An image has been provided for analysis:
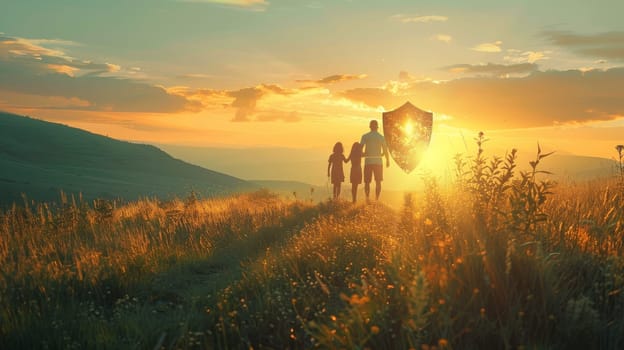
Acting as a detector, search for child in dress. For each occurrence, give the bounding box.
[327,142,346,200]
[346,142,363,203]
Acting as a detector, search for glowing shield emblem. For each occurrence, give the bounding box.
[382,102,433,173]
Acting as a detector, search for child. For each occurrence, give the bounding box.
[346,142,363,203]
[327,142,346,200]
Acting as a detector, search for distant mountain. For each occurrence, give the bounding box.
[533,154,617,181]
[0,112,257,205]
[158,144,619,188]
[157,144,328,186]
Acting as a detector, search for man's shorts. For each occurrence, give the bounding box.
[364,164,383,183]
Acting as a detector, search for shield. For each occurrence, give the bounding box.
[382,102,433,173]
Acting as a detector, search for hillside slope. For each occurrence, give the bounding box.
[0,112,257,204]
[535,154,617,180]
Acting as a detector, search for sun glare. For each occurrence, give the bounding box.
[404,121,414,135]
[389,127,470,191]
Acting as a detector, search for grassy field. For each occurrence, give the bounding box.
[2,141,624,349]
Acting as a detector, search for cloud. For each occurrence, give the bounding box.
[472,41,503,53]
[542,30,624,61]
[229,86,266,121]
[260,84,294,95]
[177,73,215,80]
[433,34,452,43]
[504,50,549,64]
[168,86,232,112]
[296,74,367,85]
[0,36,73,60]
[106,63,121,73]
[26,38,79,47]
[444,62,538,77]
[173,84,296,122]
[174,82,332,123]
[177,0,269,11]
[340,67,624,129]
[46,64,80,77]
[229,84,301,121]
[0,90,91,110]
[392,14,448,23]
[0,34,198,113]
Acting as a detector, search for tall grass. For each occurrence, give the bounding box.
[0,190,322,348]
[1,136,624,349]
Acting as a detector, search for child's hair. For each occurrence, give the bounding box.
[349,142,362,157]
[333,142,344,154]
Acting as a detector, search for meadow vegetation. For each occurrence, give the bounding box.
[1,135,624,349]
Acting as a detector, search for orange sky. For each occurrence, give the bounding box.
[2,0,624,186]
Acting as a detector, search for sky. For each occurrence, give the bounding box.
[1,0,624,187]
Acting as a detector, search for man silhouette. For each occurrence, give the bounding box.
[360,120,389,201]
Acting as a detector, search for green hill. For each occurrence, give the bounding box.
[0,112,257,205]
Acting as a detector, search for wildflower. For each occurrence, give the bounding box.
[370,325,380,334]
[438,338,449,348]
[349,294,370,305]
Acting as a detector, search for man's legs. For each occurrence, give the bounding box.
[373,164,383,200]
[363,165,372,201]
